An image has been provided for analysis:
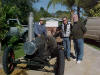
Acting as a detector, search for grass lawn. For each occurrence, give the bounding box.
[0,51,3,56]
[1,43,25,59]
[14,43,25,59]
[86,43,100,50]
[85,39,100,51]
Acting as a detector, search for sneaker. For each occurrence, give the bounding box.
[67,58,71,61]
[73,58,76,61]
[76,60,82,64]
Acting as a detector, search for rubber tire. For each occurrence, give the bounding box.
[55,50,65,75]
[3,47,16,74]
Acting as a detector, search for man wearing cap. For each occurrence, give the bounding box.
[34,18,47,37]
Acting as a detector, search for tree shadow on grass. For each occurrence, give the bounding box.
[84,39,100,48]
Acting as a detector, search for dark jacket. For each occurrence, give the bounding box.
[72,21,87,39]
[54,23,72,38]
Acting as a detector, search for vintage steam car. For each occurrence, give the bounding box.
[2,13,65,75]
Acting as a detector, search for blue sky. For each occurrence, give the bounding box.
[33,0,67,13]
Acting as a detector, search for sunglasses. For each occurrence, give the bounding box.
[63,20,67,21]
[40,20,43,21]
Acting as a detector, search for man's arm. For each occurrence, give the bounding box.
[70,24,73,32]
[70,24,73,38]
[34,24,41,37]
[81,23,87,34]
[43,26,47,36]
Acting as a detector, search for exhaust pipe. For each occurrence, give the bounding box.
[24,12,37,55]
[28,12,34,42]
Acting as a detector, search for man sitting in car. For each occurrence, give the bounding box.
[34,18,47,37]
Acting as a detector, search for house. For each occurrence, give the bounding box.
[44,18,62,36]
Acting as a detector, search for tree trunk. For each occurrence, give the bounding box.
[77,6,80,19]
[0,41,1,53]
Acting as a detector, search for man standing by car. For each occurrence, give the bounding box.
[61,17,72,61]
[71,11,87,63]
[34,18,47,37]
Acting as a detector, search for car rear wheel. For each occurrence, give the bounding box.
[3,47,16,74]
[55,49,65,75]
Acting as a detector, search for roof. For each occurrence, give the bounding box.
[43,17,62,21]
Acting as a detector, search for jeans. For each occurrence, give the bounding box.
[63,37,71,58]
[73,38,84,61]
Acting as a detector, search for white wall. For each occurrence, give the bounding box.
[46,19,58,27]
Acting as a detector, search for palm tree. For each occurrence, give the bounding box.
[47,0,77,21]
[47,0,75,10]
[63,0,81,18]
[47,0,62,9]
[74,0,80,18]
[48,0,99,18]
[47,0,62,13]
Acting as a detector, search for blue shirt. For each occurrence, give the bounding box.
[34,22,47,37]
